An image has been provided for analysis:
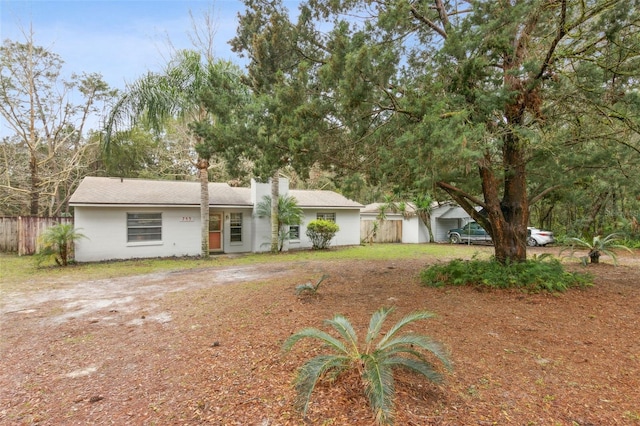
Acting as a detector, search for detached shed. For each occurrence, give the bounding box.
[360,203,430,244]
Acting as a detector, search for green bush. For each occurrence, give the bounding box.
[420,256,592,292]
[282,307,451,425]
[305,219,340,250]
[623,238,640,249]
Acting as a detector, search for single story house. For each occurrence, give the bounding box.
[69,176,363,262]
[360,203,430,244]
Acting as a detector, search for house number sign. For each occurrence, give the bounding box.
[180,217,194,222]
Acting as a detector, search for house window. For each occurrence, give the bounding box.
[229,213,243,242]
[317,212,336,222]
[127,213,162,242]
[289,225,300,240]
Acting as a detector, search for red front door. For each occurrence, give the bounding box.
[209,212,223,252]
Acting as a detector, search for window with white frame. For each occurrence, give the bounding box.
[289,225,300,240]
[127,213,162,242]
[317,212,336,222]
[229,213,243,242]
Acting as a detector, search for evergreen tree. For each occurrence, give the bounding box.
[236,0,640,263]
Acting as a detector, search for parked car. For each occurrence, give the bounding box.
[448,222,492,244]
[527,227,555,246]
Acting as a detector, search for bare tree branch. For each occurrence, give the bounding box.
[529,184,562,205]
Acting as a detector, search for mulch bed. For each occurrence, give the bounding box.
[1,248,639,425]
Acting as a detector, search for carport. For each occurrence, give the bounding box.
[430,205,473,242]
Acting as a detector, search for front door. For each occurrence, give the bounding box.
[209,212,223,252]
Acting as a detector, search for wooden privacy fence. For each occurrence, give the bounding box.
[0,216,73,255]
[360,219,403,244]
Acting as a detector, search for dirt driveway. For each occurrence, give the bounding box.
[1,264,294,325]
[1,248,639,425]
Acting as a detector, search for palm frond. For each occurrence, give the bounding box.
[294,354,350,415]
[600,233,625,244]
[282,327,348,355]
[284,309,451,425]
[366,307,392,347]
[325,315,359,354]
[563,236,590,248]
[255,194,303,225]
[385,356,444,384]
[362,353,395,425]
[378,334,452,371]
[598,247,630,265]
[377,310,436,348]
[255,195,273,218]
[103,49,230,155]
[295,274,329,295]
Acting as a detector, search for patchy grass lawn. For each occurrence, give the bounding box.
[1,245,638,425]
[0,244,488,293]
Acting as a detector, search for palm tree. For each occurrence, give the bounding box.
[282,307,451,425]
[255,194,303,251]
[103,51,245,257]
[36,223,86,266]
[413,193,435,242]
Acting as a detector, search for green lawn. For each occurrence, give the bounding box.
[0,244,493,293]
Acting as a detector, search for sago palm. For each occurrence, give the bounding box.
[561,233,632,265]
[282,307,451,425]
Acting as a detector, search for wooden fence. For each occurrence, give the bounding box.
[360,219,403,244]
[0,216,73,255]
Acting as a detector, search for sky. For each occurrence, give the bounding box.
[0,0,249,91]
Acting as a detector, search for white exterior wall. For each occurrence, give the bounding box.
[217,208,255,254]
[252,209,361,252]
[432,218,461,242]
[251,214,272,252]
[74,206,201,262]
[250,178,290,253]
[402,216,430,243]
[290,209,361,250]
[251,178,289,203]
[430,205,474,242]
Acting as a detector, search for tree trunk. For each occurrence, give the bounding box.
[270,171,279,253]
[582,191,609,236]
[493,131,529,264]
[198,158,210,258]
[437,136,529,264]
[417,212,434,242]
[29,152,39,215]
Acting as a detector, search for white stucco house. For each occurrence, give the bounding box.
[69,176,363,262]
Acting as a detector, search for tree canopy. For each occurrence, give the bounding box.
[1,2,639,255]
[0,33,115,216]
[234,0,640,262]
[104,50,249,256]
